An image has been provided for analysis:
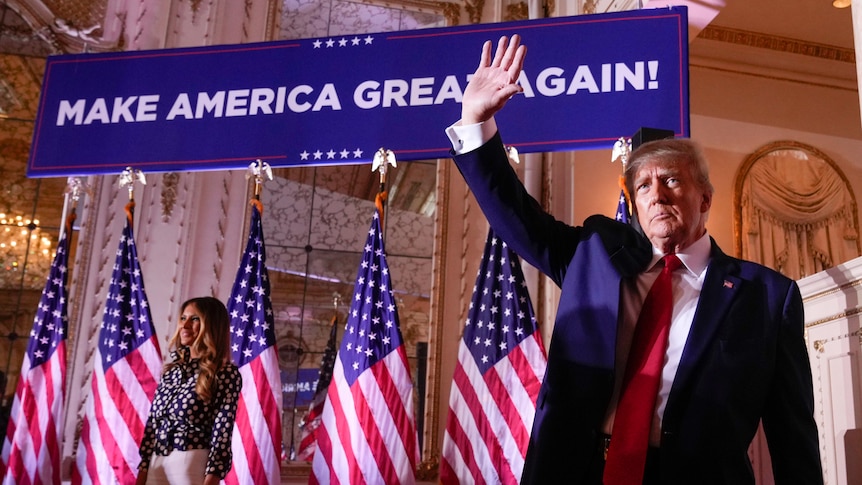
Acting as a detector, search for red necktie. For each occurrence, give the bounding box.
[604,254,682,485]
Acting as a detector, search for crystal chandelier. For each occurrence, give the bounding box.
[0,213,55,289]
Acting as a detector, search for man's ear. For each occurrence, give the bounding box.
[701,191,713,213]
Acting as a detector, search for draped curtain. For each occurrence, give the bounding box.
[736,142,860,280]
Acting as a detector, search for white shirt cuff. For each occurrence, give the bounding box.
[445,117,498,155]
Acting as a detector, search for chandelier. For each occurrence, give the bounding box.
[0,213,55,290]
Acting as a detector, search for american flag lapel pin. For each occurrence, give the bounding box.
[723,280,734,289]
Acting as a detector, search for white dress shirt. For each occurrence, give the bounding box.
[605,232,712,445]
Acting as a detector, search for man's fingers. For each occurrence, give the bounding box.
[500,34,521,71]
[479,40,493,68]
[509,44,527,81]
[490,36,509,68]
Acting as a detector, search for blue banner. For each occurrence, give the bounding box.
[28,7,688,177]
[282,368,319,407]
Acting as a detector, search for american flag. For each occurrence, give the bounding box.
[73,207,162,485]
[440,229,547,485]
[224,200,283,485]
[615,189,630,223]
[296,315,339,462]
[310,209,418,485]
[1,229,71,484]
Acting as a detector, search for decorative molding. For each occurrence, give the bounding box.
[505,1,528,21]
[441,2,460,26]
[425,159,450,470]
[359,0,451,16]
[465,0,484,24]
[210,174,230,296]
[812,329,862,353]
[805,306,862,329]
[160,172,180,222]
[803,276,862,304]
[698,25,855,63]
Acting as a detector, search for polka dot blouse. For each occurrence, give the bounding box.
[138,348,242,478]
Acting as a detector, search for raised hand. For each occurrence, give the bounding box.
[461,35,526,125]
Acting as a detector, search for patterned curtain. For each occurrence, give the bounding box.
[736,142,861,280]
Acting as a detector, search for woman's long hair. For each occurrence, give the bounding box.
[165,296,232,402]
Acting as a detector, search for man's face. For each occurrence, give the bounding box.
[633,158,712,254]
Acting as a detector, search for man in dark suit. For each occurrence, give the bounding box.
[446,35,822,484]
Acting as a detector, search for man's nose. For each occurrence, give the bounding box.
[648,182,667,204]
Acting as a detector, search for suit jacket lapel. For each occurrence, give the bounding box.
[666,241,742,412]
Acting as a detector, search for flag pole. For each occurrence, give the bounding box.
[372,148,397,232]
[119,166,146,225]
[611,138,632,223]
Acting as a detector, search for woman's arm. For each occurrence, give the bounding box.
[205,364,243,479]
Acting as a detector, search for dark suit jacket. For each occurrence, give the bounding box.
[453,133,822,485]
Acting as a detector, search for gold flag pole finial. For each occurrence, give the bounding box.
[119,167,146,224]
[611,137,633,220]
[246,159,273,199]
[506,145,520,165]
[372,148,397,230]
[119,167,146,201]
[60,177,91,239]
[372,148,397,192]
[611,137,631,172]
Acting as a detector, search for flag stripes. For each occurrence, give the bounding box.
[73,208,161,485]
[2,229,70,485]
[225,200,282,485]
[310,209,418,485]
[441,230,547,485]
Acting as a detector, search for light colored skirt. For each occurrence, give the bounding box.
[146,449,209,485]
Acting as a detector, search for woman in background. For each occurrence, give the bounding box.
[137,297,242,485]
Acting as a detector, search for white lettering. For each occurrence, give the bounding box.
[249,88,274,115]
[56,99,85,126]
[312,84,341,111]
[111,96,137,123]
[382,79,409,108]
[226,89,250,117]
[275,87,286,114]
[196,92,225,118]
[567,65,599,94]
[409,77,435,106]
[517,71,534,98]
[136,95,159,121]
[615,62,644,91]
[166,93,193,120]
[536,67,566,96]
[433,75,463,104]
[83,98,110,124]
[354,81,380,109]
[287,85,313,113]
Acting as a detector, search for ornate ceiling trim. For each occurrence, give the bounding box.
[3,0,118,54]
[698,24,855,63]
